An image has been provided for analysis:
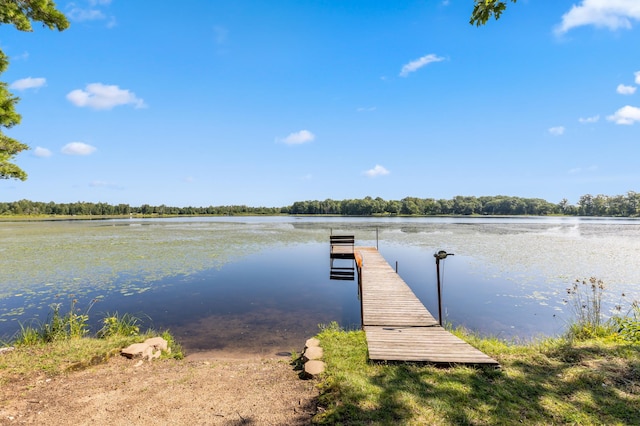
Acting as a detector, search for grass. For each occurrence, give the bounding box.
[312,279,640,425]
[313,322,640,425]
[0,303,183,387]
[11,299,124,345]
[0,335,142,382]
[0,328,183,385]
[97,312,142,338]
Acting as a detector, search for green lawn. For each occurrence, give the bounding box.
[313,324,639,425]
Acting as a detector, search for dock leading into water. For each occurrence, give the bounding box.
[331,239,499,366]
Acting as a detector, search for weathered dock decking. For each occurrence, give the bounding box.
[355,246,499,366]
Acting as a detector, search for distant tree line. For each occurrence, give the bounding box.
[2,192,640,217]
[0,200,281,216]
[282,192,640,217]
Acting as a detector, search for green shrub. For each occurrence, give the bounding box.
[13,323,43,346]
[40,299,92,342]
[160,330,184,359]
[614,301,640,343]
[97,312,141,338]
[564,277,614,340]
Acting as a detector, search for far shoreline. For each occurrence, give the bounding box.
[3,212,637,223]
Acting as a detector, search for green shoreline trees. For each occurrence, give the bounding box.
[2,192,640,217]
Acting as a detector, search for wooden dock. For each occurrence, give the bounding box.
[352,246,499,366]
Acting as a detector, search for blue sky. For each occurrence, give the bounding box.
[1,0,640,207]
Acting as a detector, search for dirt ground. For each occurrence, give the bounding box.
[0,350,320,425]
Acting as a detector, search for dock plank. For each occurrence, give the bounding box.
[364,327,497,364]
[355,246,499,367]
[357,247,438,327]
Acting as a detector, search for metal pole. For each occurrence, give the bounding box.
[395,261,398,273]
[376,227,379,250]
[434,250,454,327]
[435,256,443,326]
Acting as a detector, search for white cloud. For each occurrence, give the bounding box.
[548,126,565,136]
[66,83,146,110]
[579,115,600,123]
[67,7,105,21]
[61,142,97,155]
[364,165,390,178]
[279,130,315,145]
[556,0,640,34]
[617,84,637,95]
[67,0,114,24]
[635,71,640,84]
[399,54,444,77]
[607,105,640,124]
[32,147,52,158]
[10,77,46,90]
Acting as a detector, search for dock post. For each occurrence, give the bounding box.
[434,250,454,327]
[376,227,379,249]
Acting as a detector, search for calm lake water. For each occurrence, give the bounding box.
[1,216,639,356]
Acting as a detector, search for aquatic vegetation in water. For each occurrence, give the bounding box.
[2,217,640,342]
[0,220,328,324]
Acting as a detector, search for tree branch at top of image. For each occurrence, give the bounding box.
[470,0,517,26]
[0,0,69,180]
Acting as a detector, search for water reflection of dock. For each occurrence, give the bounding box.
[330,238,499,366]
[329,235,357,280]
